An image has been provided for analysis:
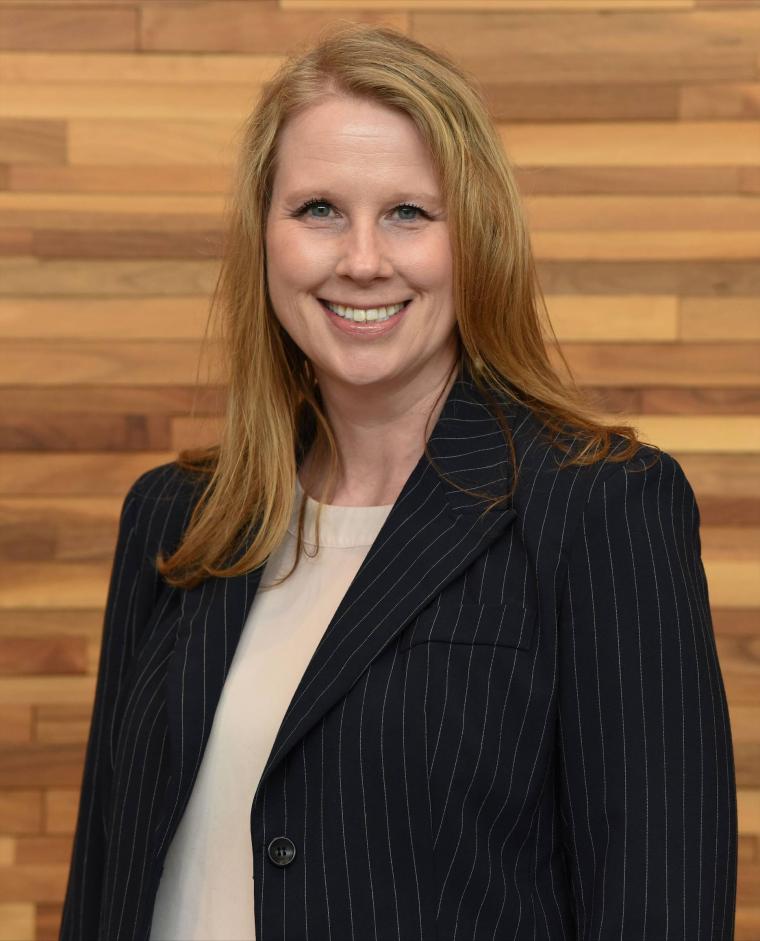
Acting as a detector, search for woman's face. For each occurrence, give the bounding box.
[265,94,457,392]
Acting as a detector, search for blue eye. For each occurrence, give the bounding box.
[291,198,429,221]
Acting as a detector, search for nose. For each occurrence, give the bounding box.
[333,218,394,281]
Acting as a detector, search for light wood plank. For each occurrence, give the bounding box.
[506,412,757,451]
[0,563,111,608]
[0,840,15,865]
[0,904,33,941]
[0,495,123,554]
[0,50,284,84]
[680,298,760,340]
[0,677,96,706]
[533,230,760,261]
[0,191,223,214]
[545,295,678,341]
[0,297,210,339]
[500,121,760,166]
[68,118,237,165]
[0,81,268,120]
[731,784,760,833]
[704,560,760,607]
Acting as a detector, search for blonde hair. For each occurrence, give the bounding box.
[157,21,652,591]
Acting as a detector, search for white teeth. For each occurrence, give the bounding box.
[324,300,407,322]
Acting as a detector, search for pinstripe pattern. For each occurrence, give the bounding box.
[59,363,737,940]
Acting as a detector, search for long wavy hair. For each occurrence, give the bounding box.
[156,21,653,591]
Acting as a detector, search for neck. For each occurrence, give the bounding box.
[299,354,459,507]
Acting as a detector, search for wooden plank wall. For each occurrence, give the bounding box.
[0,0,758,938]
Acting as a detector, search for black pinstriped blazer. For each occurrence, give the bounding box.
[59,361,737,941]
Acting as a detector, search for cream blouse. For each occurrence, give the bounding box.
[149,476,394,941]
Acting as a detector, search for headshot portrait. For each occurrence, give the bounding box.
[1,5,747,941]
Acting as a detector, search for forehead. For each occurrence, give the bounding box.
[272,97,440,196]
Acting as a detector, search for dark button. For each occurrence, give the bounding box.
[267,836,296,867]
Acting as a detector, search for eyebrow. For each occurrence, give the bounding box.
[283,188,441,204]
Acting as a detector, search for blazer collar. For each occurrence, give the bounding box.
[159,361,524,853]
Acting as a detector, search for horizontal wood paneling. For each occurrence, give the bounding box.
[0,2,757,937]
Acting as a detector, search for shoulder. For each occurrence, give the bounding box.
[505,392,692,508]
[562,440,701,565]
[128,460,205,504]
[584,441,695,513]
[503,397,698,544]
[120,459,209,556]
[558,429,696,521]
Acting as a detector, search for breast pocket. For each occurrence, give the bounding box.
[399,596,537,653]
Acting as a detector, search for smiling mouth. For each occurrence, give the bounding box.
[318,297,412,310]
[318,297,411,326]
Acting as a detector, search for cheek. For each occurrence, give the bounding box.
[266,222,311,276]
[406,234,453,285]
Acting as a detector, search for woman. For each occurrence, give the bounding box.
[59,23,737,941]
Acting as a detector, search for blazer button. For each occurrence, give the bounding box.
[267,836,296,867]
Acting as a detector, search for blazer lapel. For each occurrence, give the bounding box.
[157,363,520,856]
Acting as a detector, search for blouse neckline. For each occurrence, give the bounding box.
[286,474,394,548]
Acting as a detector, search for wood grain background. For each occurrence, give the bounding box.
[0,1,758,938]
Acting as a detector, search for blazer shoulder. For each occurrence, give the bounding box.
[122,460,210,562]
[508,405,665,496]
[585,440,691,503]
[128,459,209,508]
[572,442,702,557]
[553,440,697,575]
[515,418,692,519]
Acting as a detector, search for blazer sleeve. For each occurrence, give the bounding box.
[555,449,738,940]
[59,475,163,941]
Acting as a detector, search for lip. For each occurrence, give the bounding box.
[319,297,411,337]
